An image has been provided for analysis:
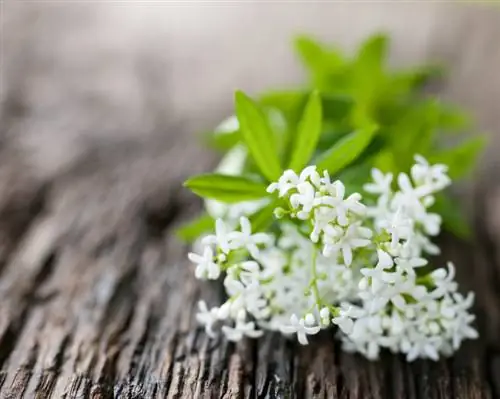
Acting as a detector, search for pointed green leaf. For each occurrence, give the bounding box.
[315,124,378,175]
[177,213,214,242]
[429,136,486,179]
[184,173,268,203]
[294,35,343,74]
[288,91,323,171]
[235,91,282,181]
[352,34,388,98]
[355,34,388,74]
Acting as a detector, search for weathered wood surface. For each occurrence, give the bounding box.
[0,140,498,399]
[2,2,500,398]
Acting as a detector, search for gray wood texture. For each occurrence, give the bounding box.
[1,2,500,397]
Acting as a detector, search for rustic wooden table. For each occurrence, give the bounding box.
[0,142,497,399]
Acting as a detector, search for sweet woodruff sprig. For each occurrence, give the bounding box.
[180,35,483,362]
[188,160,477,361]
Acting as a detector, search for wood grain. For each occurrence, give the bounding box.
[0,145,497,398]
[1,3,500,397]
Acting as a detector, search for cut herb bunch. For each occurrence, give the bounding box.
[179,34,484,362]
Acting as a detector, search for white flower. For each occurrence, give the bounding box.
[267,169,299,197]
[222,311,263,341]
[323,223,372,265]
[202,218,232,254]
[222,321,263,341]
[310,207,338,243]
[364,168,393,195]
[196,301,220,338]
[320,307,331,327]
[229,217,273,258]
[377,249,394,269]
[188,246,220,280]
[316,181,365,225]
[290,182,316,213]
[404,336,442,362]
[239,261,261,285]
[360,250,397,293]
[394,256,427,277]
[280,314,321,345]
[411,155,451,193]
[430,262,458,298]
[383,205,414,249]
[299,165,321,187]
[447,293,478,349]
[191,158,477,362]
[332,304,364,334]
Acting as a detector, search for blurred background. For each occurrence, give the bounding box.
[1,1,500,253]
[2,3,500,396]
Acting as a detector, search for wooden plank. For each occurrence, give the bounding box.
[0,143,497,399]
[0,197,496,398]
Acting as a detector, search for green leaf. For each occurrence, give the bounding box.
[206,130,241,151]
[321,94,354,121]
[294,35,343,74]
[355,34,388,74]
[288,91,323,171]
[260,90,306,118]
[389,99,441,171]
[432,195,471,240]
[429,136,486,179]
[184,173,268,202]
[315,124,378,175]
[352,34,388,98]
[235,91,282,181]
[177,213,214,242]
[249,200,278,232]
[437,105,471,132]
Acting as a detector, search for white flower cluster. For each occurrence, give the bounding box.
[188,155,478,362]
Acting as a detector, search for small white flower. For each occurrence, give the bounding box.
[267,169,299,197]
[394,256,427,277]
[320,307,331,327]
[202,218,232,254]
[196,301,220,338]
[290,182,316,213]
[229,217,273,258]
[280,314,321,345]
[316,181,364,225]
[430,262,458,298]
[411,155,451,193]
[364,168,393,195]
[332,304,364,334]
[239,261,261,285]
[188,246,220,280]
[222,311,263,341]
[383,205,413,249]
[299,165,321,187]
[323,223,372,266]
[217,302,231,319]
